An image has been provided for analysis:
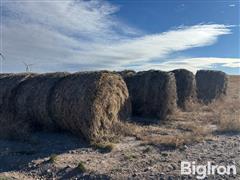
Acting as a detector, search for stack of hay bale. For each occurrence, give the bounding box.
[0,69,229,141]
[0,71,131,141]
[196,70,228,104]
[121,70,177,121]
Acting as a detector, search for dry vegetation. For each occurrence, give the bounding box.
[0,75,239,179]
[107,75,239,149]
[217,113,240,133]
[214,76,240,133]
[0,72,238,147]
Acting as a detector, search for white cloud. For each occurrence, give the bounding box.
[3,0,138,39]
[1,0,235,72]
[82,24,231,66]
[135,57,240,73]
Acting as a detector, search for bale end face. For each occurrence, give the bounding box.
[171,69,197,110]
[196,70,228,104]
[50,71,131,141]
[124,70,177,121]
[117,70,136,79]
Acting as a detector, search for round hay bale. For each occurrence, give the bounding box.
[118,70,136,78]
[11,72,69,130]
[0,73,13,79]
[171,69,196,110]
[196,70,228,104]
[49,71,131,141]
[0,73,36,139]
[124,70,177,121]
[0,73,35,115]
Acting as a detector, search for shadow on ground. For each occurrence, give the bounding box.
[0,132,88,172]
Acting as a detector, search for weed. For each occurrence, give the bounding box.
[77,162,86,173]
[124,153,137,160]
[49,154,58,163]
[92,142,115,153]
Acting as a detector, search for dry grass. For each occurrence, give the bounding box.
[207,78,240,133]
[91,142,115,153]
[111,121,142,137]
[0,176,13,180]
[177,122,212,135]
[92,121,142,143]
[141,134,197,148]
[124,152,137,160]
[217,113,240,133]
[140,124,212,149]
[98,75,239,149]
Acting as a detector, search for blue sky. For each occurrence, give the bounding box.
[1,0,239,74]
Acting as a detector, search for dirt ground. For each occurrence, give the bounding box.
[0,76,239,180]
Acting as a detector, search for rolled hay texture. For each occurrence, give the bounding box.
[49,71,131,141]
[171,69,196,110]
[196,70,228,104]
[0,73,36,139]
[0,73,35,115]
[0,73,13,79]
[10,72,69,130]
[118,70,136,78]
[124,70,177,120]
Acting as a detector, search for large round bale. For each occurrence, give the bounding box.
[171,69,196,110]
[49,71,131,141]
[0,73,13,79]
[10,72,69,130]
[196,70,228,104]
[0,73,35,115]
[0,73,36,139]
[118,70,136,78]
[124,70,177,120]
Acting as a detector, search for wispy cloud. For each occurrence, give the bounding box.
[82,24,232,66]
[1,0,235,72]
[3,0,139,39]
[135,57,240,73]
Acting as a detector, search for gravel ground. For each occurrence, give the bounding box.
[0,132,239,179]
